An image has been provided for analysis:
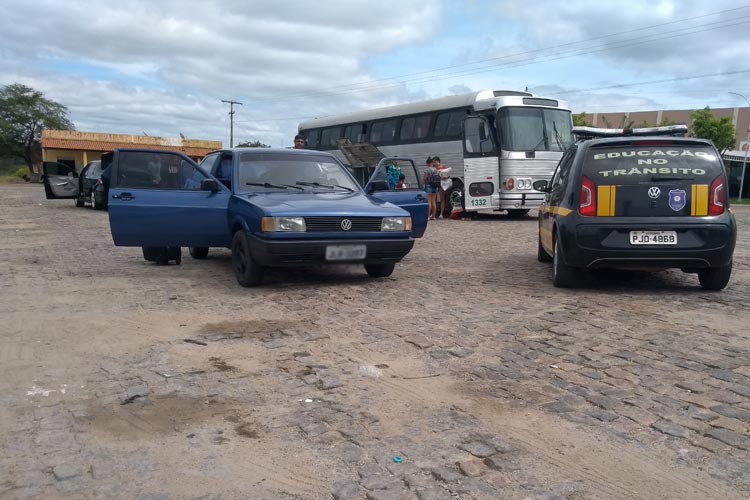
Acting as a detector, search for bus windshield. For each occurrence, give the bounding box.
[497,107,573,152]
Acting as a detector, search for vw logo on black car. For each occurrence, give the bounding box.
[340,219,352,231]
[648,186,661,199]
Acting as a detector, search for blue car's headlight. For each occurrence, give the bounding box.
[381,217,411,232]
[261,217,307,232]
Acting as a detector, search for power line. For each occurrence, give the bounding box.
[246,7,750,103]
[268,17,750,102]
[221,99,243,147]
[554,70,750,95]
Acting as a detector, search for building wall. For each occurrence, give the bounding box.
[582,107,750,149]
[44,150,103,172]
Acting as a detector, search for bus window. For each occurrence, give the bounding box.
[370,119,397,143]
[344,124,366,143]
[399,115,431,140]
[497,107,572,152]
[307,129,319,148]
[434,110,465,138]
[320,127,340,147]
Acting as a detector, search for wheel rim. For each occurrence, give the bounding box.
[91,191,95,206]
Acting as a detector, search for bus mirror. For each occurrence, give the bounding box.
[533,180,549,192]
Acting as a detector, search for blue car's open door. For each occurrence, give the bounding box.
[108,149,231,248]
[364,158,428,238]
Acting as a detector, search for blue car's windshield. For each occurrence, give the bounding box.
[238,152,360,193]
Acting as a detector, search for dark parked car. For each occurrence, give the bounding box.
[106,148,428,285]
[42,160,107,209]
[534,125,736,290]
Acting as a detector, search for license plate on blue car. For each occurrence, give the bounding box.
[325,245,367,261]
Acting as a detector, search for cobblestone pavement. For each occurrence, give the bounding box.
[1,184,749,500]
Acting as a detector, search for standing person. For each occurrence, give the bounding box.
[395,173,407,189]
[422,157,440,220]
[431,156,452,219]
[293,134,306,149]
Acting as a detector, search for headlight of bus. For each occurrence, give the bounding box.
[381,217,411,232]
[261,216,306,232]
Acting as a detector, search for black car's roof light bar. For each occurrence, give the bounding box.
[573,124,689,140]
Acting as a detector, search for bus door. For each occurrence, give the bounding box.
[462,115,499,211]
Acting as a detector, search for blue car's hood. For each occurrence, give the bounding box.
[241,191,409,217]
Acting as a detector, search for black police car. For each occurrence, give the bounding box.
[533,125,736,290]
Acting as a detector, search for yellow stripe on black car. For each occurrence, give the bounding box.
[691,184,708,216]
[596,185,616,216]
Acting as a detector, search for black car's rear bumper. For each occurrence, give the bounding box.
[559,216,736,270]
[246,234,415,267]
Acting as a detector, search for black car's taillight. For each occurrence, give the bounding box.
[579,176,597,216]
[708,175,725,216]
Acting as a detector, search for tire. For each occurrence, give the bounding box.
[231,231,264,287]
[90,190,102,210]
[538,234,552,263]
[552,237,578,288]
[189,247,209,259]
[75,196,85,207]
[698,261,732,291]
[142,246,159,262]
[144,246,181,264]
[365,262,396,278]
[507,209,530,218]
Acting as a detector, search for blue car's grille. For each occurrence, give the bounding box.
[304,216,382,232]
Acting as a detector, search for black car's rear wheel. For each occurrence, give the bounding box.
[698,261,732,291]
[189,247,209,259]
[232,231,264,287]
[553,237,578,288]
[538,234,552,263]
[365,262,395,278]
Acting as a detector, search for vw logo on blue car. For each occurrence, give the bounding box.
[648,187,661,199]
[340,219,352,231]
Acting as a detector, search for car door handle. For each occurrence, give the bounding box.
[54,181,71,186]
[415,195,426,201]
[112,193,134,201]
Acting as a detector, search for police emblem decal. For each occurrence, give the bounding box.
[340,219,352,231]
[648,187,661,199]
[668,189,686,212]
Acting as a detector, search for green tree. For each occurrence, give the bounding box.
[0,83,74,175]
[573,112,590,126]
[236,139,270,148]
[690,106,736,154]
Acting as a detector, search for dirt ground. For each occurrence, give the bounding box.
[1,184,749,500]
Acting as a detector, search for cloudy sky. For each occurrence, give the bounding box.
[2,0,749,147]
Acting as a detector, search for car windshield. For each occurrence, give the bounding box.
[237,152,360,193]
[583,144,722,185]
[497,107,573,152]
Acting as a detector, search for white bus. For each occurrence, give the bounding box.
[298,89,573,216]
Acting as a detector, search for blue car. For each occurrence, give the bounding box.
[106,148,428,286]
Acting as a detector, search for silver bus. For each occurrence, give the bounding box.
[298,89,573,216]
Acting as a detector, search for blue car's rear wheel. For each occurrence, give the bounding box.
[232,231,264,287]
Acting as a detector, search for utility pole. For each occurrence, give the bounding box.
[729,92,750,201]
[221,99,243,147]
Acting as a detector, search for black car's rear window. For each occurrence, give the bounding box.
[584,145,722,184]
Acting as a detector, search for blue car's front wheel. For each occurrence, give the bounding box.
[231,231,264,287]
